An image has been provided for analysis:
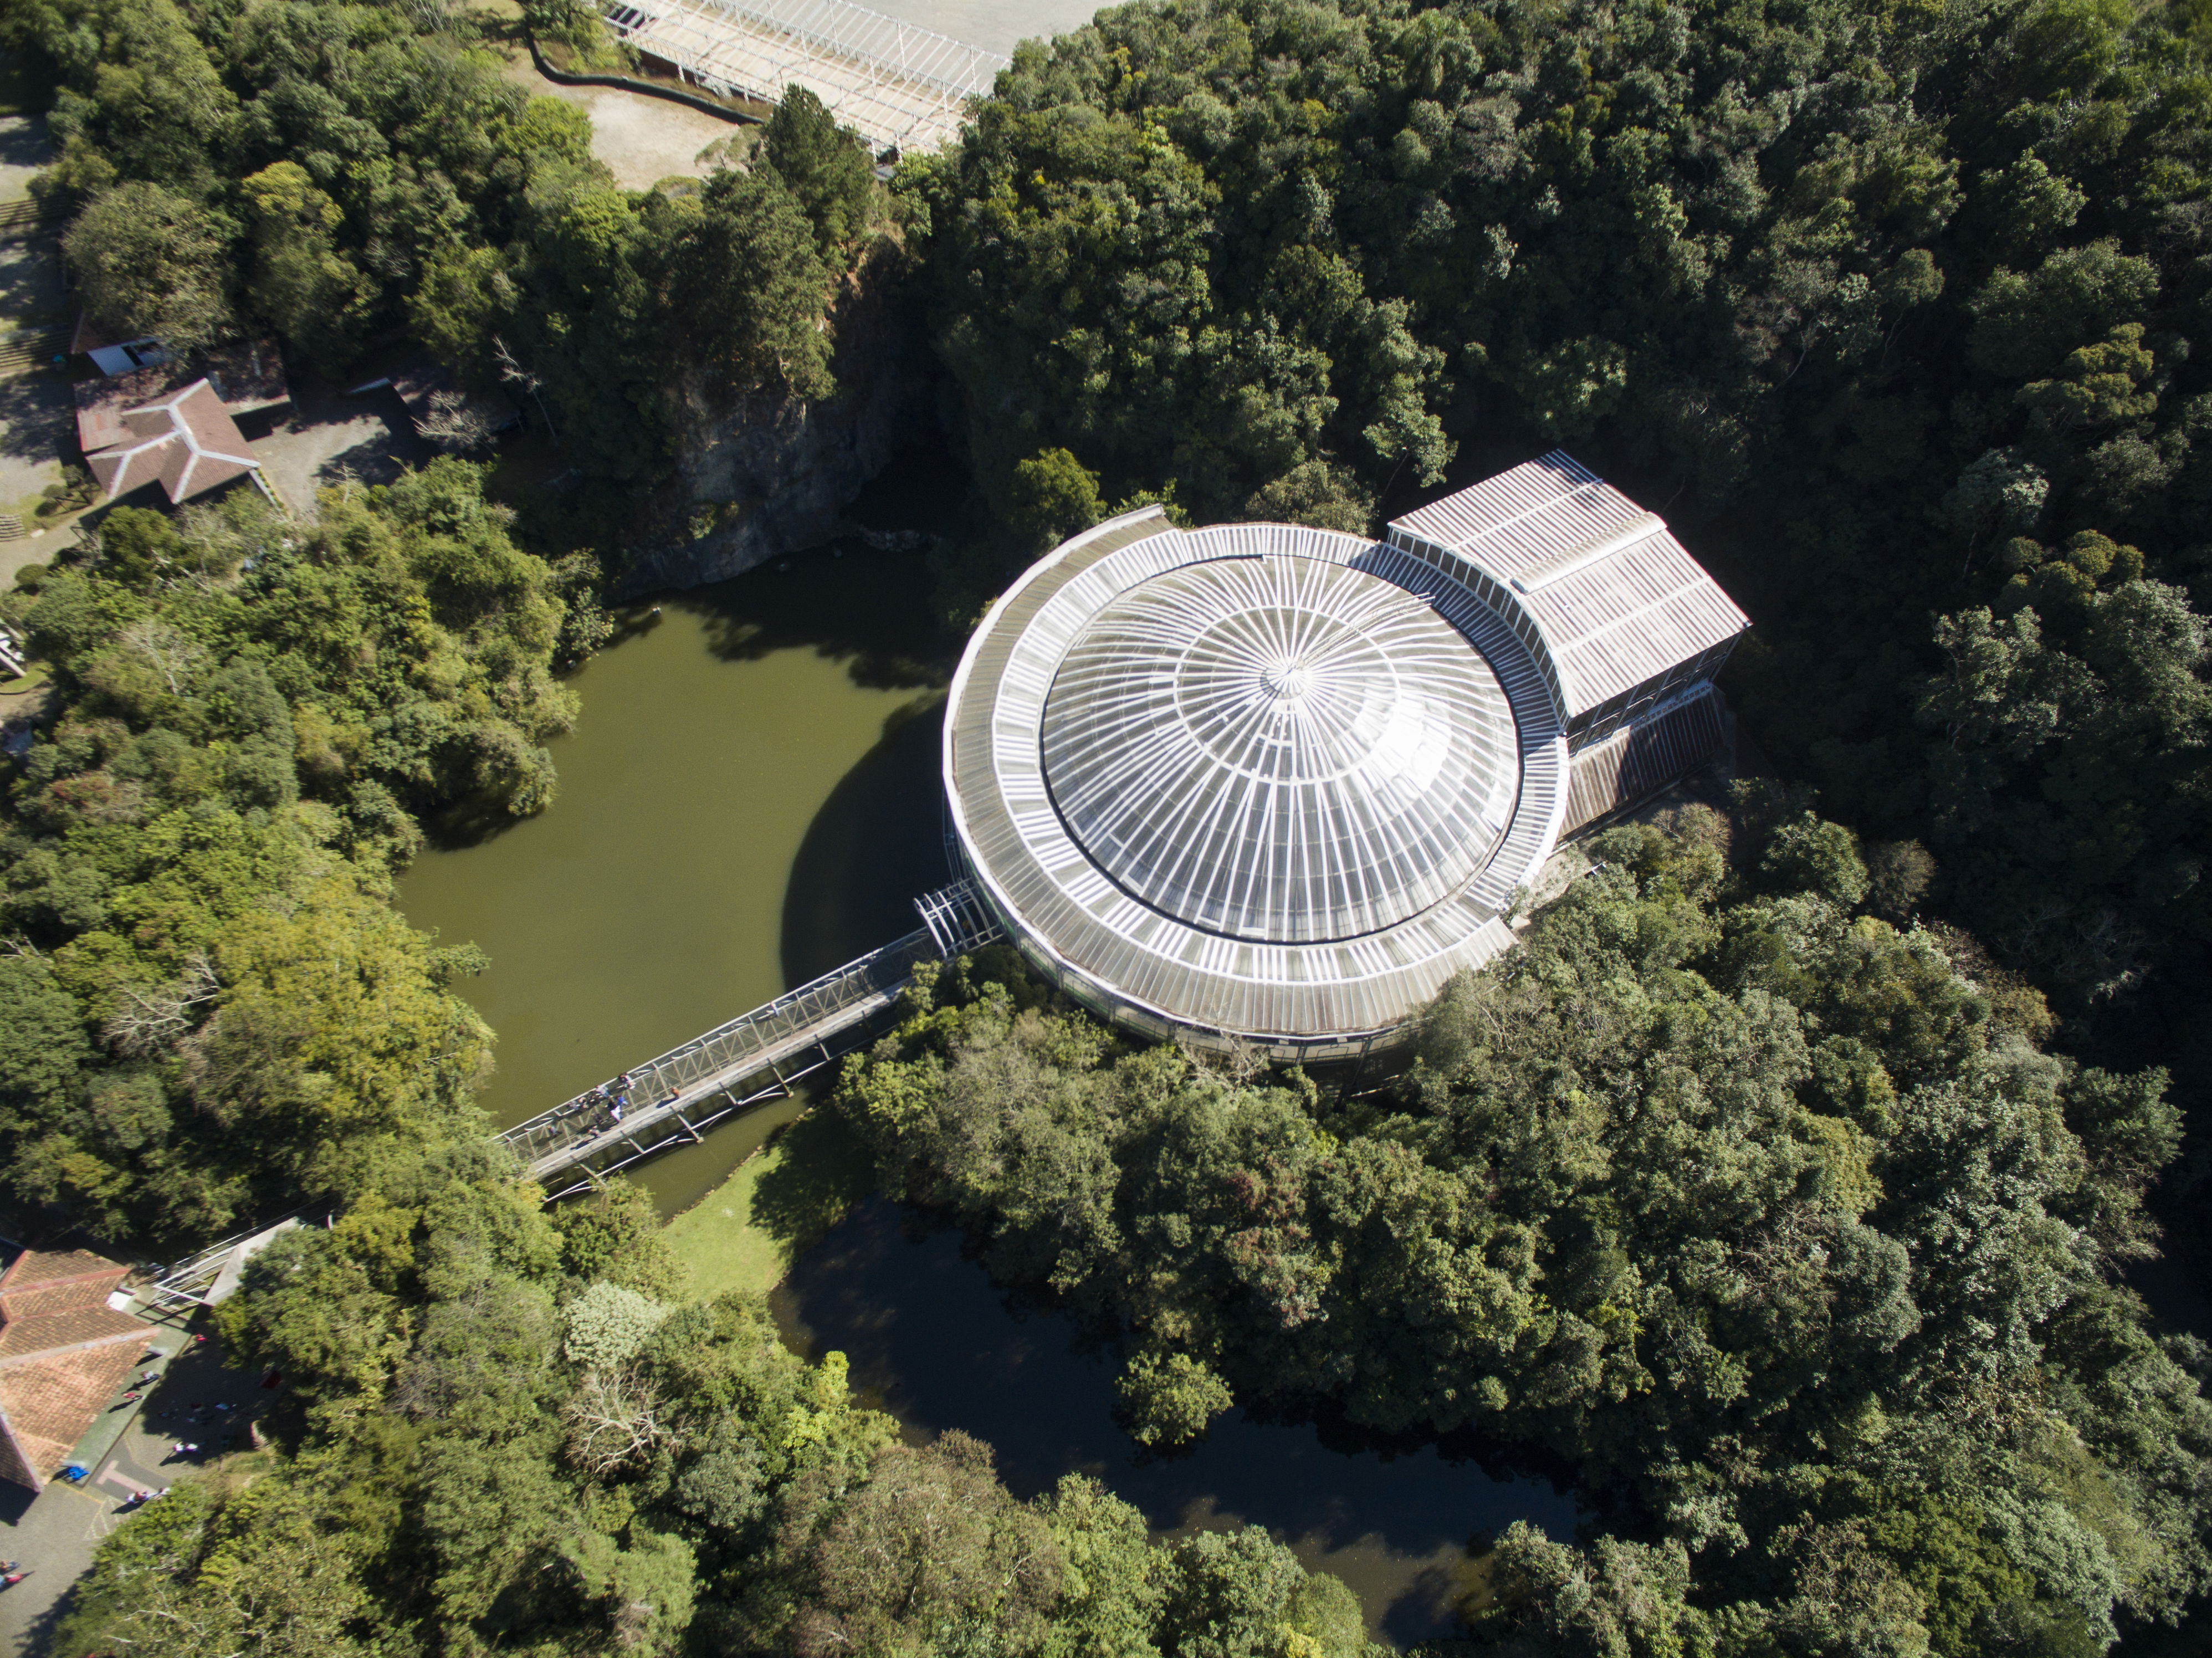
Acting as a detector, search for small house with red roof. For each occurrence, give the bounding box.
[78,378,273,508]
[0,1248,149,1492]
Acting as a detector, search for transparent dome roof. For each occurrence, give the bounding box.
[1040,555,1520,943]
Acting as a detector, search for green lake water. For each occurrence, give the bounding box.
[396,493,1578,1640]
[397,535,953,1216]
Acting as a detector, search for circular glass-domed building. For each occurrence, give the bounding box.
[941,452,1750,1058]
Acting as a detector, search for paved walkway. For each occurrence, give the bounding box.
[0,116,50,206]
[0,1316,280,1656]
[0,371,67,524]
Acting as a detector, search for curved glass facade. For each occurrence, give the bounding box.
[1040,556,1517,943]
[944,513,1569,1052]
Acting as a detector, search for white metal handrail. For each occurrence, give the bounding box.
[496,928,936,1166]
[596,0,1006,151]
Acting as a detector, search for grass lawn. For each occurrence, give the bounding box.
[663,1108,877,1301]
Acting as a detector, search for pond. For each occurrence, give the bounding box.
[396,454,1583,1638]
[775,1196,1579,1644]
[396,501,954,1214]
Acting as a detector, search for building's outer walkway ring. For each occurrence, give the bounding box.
[944,506,1569,1060]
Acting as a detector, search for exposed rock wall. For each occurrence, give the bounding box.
[612,250,923,598]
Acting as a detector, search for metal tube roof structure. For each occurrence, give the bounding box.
[600,0,1007,153]
[943,452,1750,1057]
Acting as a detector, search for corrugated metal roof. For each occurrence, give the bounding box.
[1562,683,1728,834]
[944,507,1568,1050]
[1041,554,1519,944]
[1388,451,1749,718]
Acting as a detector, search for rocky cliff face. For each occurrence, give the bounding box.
[612,249,923,598]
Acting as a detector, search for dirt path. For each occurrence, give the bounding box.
[499,56,744,189]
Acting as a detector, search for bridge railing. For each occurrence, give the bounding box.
[496,927,936,1170]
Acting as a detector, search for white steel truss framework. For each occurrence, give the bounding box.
[496,884,1003,1199]
[600,0,1007,153]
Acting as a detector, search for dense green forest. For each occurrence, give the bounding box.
[55,1173,1378,1658]
[0,467,591,1244]
[904,0,2212,1060]
[840,807,2201,1651]
[7,0,879,503]
[5,0,2212,1652]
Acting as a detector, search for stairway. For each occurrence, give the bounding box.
[0,329,66,379]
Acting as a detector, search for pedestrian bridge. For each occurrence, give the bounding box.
[498,879,1001,1200]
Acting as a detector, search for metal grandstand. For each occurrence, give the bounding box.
[598,0,1007,154]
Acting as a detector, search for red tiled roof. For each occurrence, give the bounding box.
[84,378,262,505]
[75,342,289,456]
[0,1304,142,1361]
[0,1342,142,1490]
[73,369,176,453]
[0,1247,125,1293]
[0,1246,130,1328]
[0,1415,39,1490]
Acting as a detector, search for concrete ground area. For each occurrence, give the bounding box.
[0,236,63,343]
[0,232,70,577]
[249,368,439,520]
[501,55,745,188]
[861,0,1102,58]
[0,115,52,203]
[0,1316,280,1657]
[0,372,68,525]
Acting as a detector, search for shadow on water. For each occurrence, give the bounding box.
[780,695,951,984]
[749,1108,881,1263]
[664,437,972,688]
[774,1196,1583,1645]
[680,546,946,689]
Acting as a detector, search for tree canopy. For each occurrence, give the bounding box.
[5,0,884,492]
[837,805,2203,1651]
[58,1163,1382,1658]
[899,0,2212,1041]
[11,0,2212,1651]
[0,464,591,1246]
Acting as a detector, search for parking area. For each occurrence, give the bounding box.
[249,366,441,520]
[0,1312,279,1657]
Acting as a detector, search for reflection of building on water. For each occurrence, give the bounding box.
[943,451,1752,1060]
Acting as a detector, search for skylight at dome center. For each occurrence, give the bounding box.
[1040,555,1521,945]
